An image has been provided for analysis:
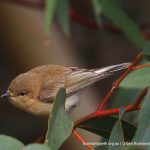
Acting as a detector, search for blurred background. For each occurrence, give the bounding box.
[0,0,149,149]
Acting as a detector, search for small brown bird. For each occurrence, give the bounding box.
[1,63,130,116]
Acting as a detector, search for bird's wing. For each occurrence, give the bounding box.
[64,67,110,96]
[65,63,130,95]
[38,76,65,102]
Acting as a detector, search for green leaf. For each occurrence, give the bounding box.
[108,108,125,150]
[91,0,103,24]
[56,0,70,35]
[125,145,141,150]
[109,59,150,108]
[119,107,126,120]
[133,88,150,142]
[108,121,124,150]
[100,0,148,48]
[21,144,50,150]
[0,135,24,150]
[45,88,74,150]
[45,0,59,34]
[143,42,150,56]
[95,145,108,150]
[78,115,136,141]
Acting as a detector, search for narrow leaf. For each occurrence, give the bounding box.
[100,0,148,48]
[133,88,150,142]
[108,121,124,150]
[108,108,125,150]
[78,115,136,141]
[56,0,70,35]
[45,0,58,34]
[143,42,150,56]
[119,107,126,120]
[47,107,74,150]
[91,0,103,24]
[45,88,74,150]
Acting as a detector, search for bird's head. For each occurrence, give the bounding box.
[1,72,51,116]
[8,72,40,99]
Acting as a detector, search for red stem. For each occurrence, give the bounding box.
[73,130,94,150]
[112,52,142,89]
[96,90,113,111]
[96,53,143,112]
[75,105,141,128]
[75,86,148,127]
[96,105,141,117]
[132,64,150,70]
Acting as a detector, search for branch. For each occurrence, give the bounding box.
[96,52,143,112]
[131,87,148,109]
[132,64,150,70]
[75,86,148,128]
[74,105,141,128]
[73,130,94,150]
[112,52,142,89]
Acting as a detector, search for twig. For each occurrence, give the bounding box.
[96,52,143,112]
[131,87,148,109]
[96,90,113,112]
[73,130,94,150]
[132,64,150,70]
[74,105,141,128]
[112,52,142,89]
[75,86,148,128]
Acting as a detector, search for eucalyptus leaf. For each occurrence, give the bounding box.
[143,42,150,56]
[108,108,125,150]
[78,115,136,141]
[125,145,141,150]
[45,0,59,33]
[119,107,126,120]
[133,88,150,143]
[92,0,103,24]
[100,0,148,48]
[109,59,150,108]
[45,88,74,150]
[21,144,50,150]
[95,145,108,150]
[57,0,70,35]
[0,135,24,150]
[108,121,124,150]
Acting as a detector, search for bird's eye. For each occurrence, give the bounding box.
[17,92,26,96]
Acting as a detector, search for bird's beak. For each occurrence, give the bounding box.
[1,92,10,98]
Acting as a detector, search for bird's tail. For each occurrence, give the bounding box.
[92,62,131,75]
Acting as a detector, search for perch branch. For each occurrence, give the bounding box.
[132,64,150,70]
[96,52,143,112]
[75,86,148,128]
[74,105,141,128]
